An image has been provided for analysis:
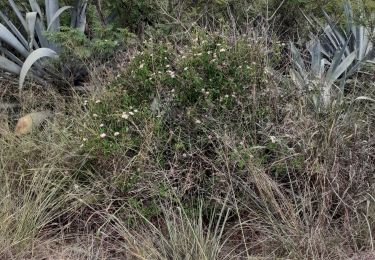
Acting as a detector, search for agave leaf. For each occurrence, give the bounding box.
[0,47,23,66]
[0,23,29,58]
[289,42,307,78]
[0,55,22,75]
[326,35,352,81]
[355,96,375,103]
[289,68,305,89]
[26,12,38,50]
[29,0,51,48]
[19,48,58,90]
[323,10,347,45]
[344,0,353,35]
[347,48,375,76]
[0,10,29,49]
[308,39,322,78]
[71,0,88,32]
[47,6,73,31]
[323,11,350,57]
[45,0,60,32]
[327,51,356,85]
[8,0,28,32]
[29,0,44,19]
[322,81,332,107]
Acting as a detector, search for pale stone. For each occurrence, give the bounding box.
[15,111,52,135]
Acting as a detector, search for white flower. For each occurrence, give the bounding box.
[134,109,139,113]
[114,132,120,137]
[165,64,170,68]
[129,111,135,116]
[195,119,202,124]
[83,138,88,142]
[100,133,107,138]
[270,136,277,143]
[121,113,129,119]
[139,63,145,69]
[184,67,188,71]
[100,124,104,127]
[93,114,98,118]
[219,48,225,52]
[95,100,101,104]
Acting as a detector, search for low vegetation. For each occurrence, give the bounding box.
[0,0,375,259]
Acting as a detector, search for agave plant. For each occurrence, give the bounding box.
[290,38,356,109]
[291,0,375,110]
[306,0,375,75]
[0,0,88,90]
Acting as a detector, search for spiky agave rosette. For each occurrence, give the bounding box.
[0,0,88,90]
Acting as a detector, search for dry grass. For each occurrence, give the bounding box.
[0,22,374,260]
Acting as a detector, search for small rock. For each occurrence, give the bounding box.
[15,110,52,135]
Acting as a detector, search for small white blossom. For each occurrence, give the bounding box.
[129,111,135,116]
[100,124,104,128]
[93,114,98,118]
[139,63,145,69]
[121,113,129,119]
[95,100,101,104]
[100,133,107,138]
[114,132,120,137]
[195,119,202,124]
